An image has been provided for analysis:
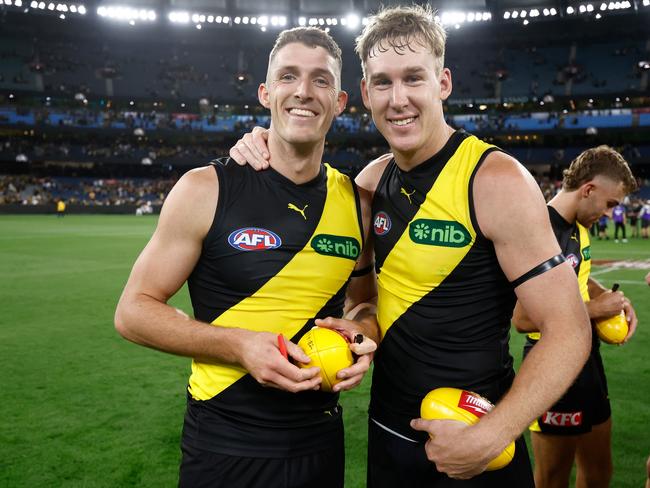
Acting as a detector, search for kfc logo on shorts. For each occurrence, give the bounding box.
[374,211,392,236]
[566,254,579,268]
[541,411,583,427]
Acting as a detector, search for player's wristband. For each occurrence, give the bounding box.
[510,254,566,289]
[351,263,374,278]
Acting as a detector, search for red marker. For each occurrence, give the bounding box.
[277,334,288,359]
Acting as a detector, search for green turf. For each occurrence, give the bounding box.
[1,215,648,487]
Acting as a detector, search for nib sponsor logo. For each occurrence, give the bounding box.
[541,411,583,427]
[458,391,493,417]
[311,234,360,261]
[409,219,471,247]
[228,228,282,251]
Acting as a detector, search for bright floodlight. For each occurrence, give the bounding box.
[440,11,466,25]
[345,13,360,29]
[298,16,306,25]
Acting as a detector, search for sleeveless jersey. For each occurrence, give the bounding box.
[527,206,591,340]
[184,160,363,456]
[369,130,516,440]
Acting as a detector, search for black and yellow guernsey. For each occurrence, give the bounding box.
[527,205,592,432]
[527,207,591,342]
[183,159,363,457]
[369,130,517,441]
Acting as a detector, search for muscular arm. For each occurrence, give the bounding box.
[474,153,591,463]
[114,167,320,391]
[412,152,591,478]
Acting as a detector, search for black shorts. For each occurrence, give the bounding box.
[179,434,344,488]
[367,418,534,487]
[642,220,650,229]
[523,337,610,436]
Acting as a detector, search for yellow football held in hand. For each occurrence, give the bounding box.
[595,311,629,344]
[420,387,515,471]
[297,327,354,392]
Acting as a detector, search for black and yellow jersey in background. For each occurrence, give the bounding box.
[184,160,363,457]
[527,206,591,341]
[369,130,517,440]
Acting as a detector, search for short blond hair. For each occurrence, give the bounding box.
[563,145,637,193]
[355,4,446,77]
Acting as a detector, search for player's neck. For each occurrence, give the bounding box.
[393,124,456,172]
[266,134,324,184]
[549,190,578,224]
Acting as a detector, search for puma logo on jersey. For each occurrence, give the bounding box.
[570,234,579,243]
[400,187,416,204]
[288,203,308,220]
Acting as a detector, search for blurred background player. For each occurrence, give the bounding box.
[612,202,627,242]
[641,200,650,239]
[56,199,65,217]
[513,145,639,488]
[598,213,609,240]
[115,27,376,488]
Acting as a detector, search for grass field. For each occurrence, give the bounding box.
[1,215,648,487]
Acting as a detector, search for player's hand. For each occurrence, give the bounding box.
[315,317,377,392]
[590,290,626,319]
[228,126,271,170]
[622,297,638,343]
[238,330,322,392]
[409,419,497,479]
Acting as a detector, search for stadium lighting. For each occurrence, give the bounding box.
[440,11,466,25]
[77,4,84,14]
[298,16,306,25]
[168,11,189,23]
[98,5,156,23]
[523,19,529,25]
[567,6,575,13]
[503,11,510,19]
[345,13,360,29]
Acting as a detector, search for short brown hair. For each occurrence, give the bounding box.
[355,4,446,77]
[563,145,637,193]
[268,27,342,84]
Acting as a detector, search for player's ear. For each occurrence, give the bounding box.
[581,182,595,198]
[258,83,270,109]
[336,90,348,116]
[360,78,371,111]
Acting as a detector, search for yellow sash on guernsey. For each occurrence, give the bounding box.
[189,164,362,401]
[377,136,495,337]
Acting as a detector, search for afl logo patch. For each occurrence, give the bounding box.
[228,227,282,251]
[566,253,579,268]
[374,211,391,236]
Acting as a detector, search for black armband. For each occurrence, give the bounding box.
[351,263,374,278]
[510,254,566,289]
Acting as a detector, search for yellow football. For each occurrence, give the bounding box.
[297,327,353,392]
[420,387,515,471]
[596,311,628,344]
